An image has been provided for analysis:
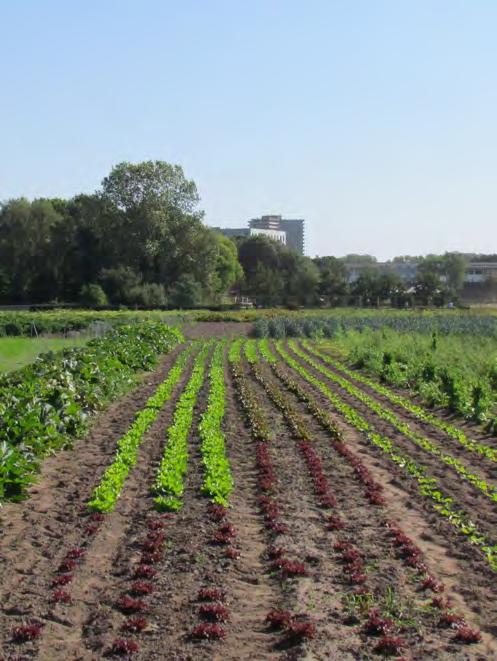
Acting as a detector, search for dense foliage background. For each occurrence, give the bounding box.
[1,160,494,308]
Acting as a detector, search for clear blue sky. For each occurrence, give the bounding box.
[1,0,496,259]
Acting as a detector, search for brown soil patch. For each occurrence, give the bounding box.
[182,321,254,339]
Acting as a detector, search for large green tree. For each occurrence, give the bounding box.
[313,256,348,306]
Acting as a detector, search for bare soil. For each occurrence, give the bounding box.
[1,338,496,660]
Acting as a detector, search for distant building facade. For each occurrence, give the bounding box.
[249,215,305,255]
[214,214,306,255]
[344,260,497,285]
[250,227,287,245]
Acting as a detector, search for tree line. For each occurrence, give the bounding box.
[0,161,242,307]
[0,160,484,308]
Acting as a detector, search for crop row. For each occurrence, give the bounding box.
[199,342,233,506]
[313,341,497,463]
[0,321,183,502]
[272,342,497,571]
[294,341,497,505]
[87,344,194,512]
[254,313,497,340]
[153,343,210,511]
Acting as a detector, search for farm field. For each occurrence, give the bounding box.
[1,318,497,659]
[0,337,88,373]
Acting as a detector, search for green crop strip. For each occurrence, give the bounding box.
[199,342,233,506]
[272,341,497,571]
[294,340,497,506]
[312,341,497,464]
[153,343,210,511]
[88,343,194,513]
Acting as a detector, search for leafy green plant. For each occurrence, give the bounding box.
[153,343,210,510]
[199,342,233,506]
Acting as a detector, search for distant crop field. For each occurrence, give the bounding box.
[0,337,88,373]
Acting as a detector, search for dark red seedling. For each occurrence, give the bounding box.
[58,559,77,572]
[198,588,226,602]
[349,570,367,585]
[225,547,240,560]
[110,638,139,655]
[269,522,287,535]
[341,549,361,564]
[89,512,105,523]
[327,515,344,530]
[117,596,146,614]
[12,622,43,643]
[52,574,73,587]
[454,627,482,644]
[319,494,337,509]
[142,538,164,552]
[373,635,407,656]
[191,623,226,640]
[364,610,395,636]
[420,575,444,593]
[146,531,166,544]
[267,546,285,559]
[266,609,292,629]
[333,541,353,552]
[65,547,85,560]
[130,581,154,596]
[84,524,99,536]
[147,518,165,531]
[141,551,162,564]
[209,504,228,522]
[122,617,148,633]
[212,532,232,545]
[286,620,316,641]
[50,589,72,604]
[199,604,230,623]
[439,613,466,629]
[134,565,157,579]
[272,559,307,578]
[430,596,453,610]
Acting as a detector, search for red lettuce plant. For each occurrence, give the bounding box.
[199,604,230,622]
[12,622,43,642]
[191,623,226,640]
[110,638,139,655]
[122,617,148,633]
[117,596,146,614]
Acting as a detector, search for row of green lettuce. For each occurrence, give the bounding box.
[0,321,183,502]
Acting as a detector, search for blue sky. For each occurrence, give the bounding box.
[1,0,496,258]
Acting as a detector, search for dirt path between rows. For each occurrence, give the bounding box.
[183,321,254,339]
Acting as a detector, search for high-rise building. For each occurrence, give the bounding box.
[249,215,305,255]
[279,218,305,256]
